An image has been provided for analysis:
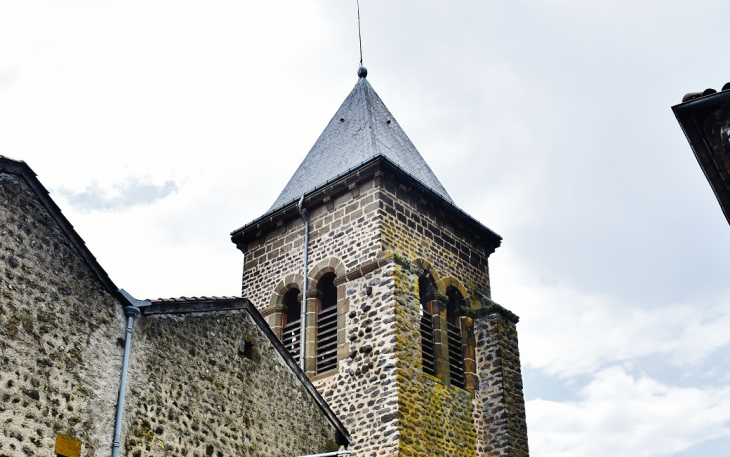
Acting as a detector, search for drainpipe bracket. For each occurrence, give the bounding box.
[118,288,152,310]
[124,306,141,318]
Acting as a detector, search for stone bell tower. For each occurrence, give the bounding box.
[231,67,529,457]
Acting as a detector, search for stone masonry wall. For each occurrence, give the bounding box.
[473,312,529,457]
[312,263,399,457]
[392,258,477,457]
[241,180,382,309]
[240,172,527,457]
[378,178,494,298]
[124,308,341,457]
[0,173,125,457]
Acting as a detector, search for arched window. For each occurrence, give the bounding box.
[419,272,437,377]
[445,286,466,389]
[282,288,302,360]
[316,273,338,373]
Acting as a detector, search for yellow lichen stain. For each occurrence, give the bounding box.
[393,264,477,457]
[55,434,82,457]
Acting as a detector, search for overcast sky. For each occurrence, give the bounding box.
[2,1,730,456]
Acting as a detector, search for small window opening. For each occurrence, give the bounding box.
[239,340,253,359]
[316,273,338,373]
[282,288,302,360]
[446,286,466,389]
[419,273,437,377]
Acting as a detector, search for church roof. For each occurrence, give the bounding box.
[268,67,452,212]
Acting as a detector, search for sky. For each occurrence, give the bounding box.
[2,1,730,455]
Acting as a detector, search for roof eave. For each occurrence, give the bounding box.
[378,156,503,247]
[231,155,502,249]
[673,91,730,225]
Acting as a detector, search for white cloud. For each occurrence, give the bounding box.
[3,2,730,456]
[493,252,730,378]
[56,176,178,212]
[527,366,730,457]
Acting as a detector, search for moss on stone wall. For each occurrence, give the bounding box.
[241,173,527,457]
[393,262,477,457]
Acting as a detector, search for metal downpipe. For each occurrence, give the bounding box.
[297,195,310,372]
[112,289,150,457]
[111,305,140,457]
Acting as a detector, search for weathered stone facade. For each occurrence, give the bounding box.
[472,304,528,457]
[240,179,383,377]
[378,177,494,297]
[241,180,382,307]
[0,169,125,456]
[391,260,477,457]
[314,264,400,457]
[233,159,530,456]
[0,158,351,457]
[124,300,346,457]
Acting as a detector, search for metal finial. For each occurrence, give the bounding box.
[357,66,368,78]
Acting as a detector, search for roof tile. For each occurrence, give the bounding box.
[269,73,452,212]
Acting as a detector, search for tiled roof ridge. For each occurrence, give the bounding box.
[681,81,730,103]
[0,154,24,163]
[364,77,379,158]
[148,296,242,303]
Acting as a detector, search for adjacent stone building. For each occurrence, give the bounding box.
[231,67,529,456]
[0,158,125,456]
[0,157,350,456]
[674,82,730,225]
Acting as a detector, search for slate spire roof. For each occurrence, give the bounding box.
[268,67,452,212]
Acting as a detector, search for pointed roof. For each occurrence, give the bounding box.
[268,67,452,212]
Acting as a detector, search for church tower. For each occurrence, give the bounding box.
[231,67,529,457]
